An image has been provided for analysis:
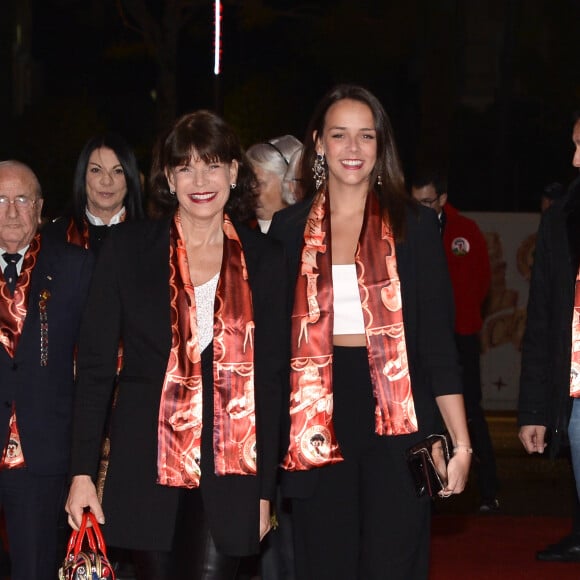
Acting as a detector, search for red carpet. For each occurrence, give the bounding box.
[430,515,580,579]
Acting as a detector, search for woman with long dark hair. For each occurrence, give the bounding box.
[269,85,471,579]
[43,133,144,253]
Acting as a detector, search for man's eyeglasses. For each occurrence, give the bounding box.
[0,196,38,210]
[418,197,439,207]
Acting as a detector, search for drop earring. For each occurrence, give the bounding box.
[312,153,326,190]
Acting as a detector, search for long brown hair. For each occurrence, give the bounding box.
[300,85,412,241]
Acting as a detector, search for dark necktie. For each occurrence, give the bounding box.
[3,253,22,295]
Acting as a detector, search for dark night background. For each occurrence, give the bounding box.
[1,0,579,218]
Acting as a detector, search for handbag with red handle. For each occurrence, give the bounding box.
[59,510,116,579]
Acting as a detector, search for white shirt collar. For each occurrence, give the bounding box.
[85,206,126,226]
[257,219,272,233]
[0,245,30,275]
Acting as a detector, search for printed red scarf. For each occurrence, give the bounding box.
[0,235,41,470]
[157,214,257,488]
[284,191,417,471]
[66,218,90,249]
[571,267,580,397]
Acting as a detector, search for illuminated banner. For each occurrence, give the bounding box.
[466,212,540,410]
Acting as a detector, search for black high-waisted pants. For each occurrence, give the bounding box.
[290,347,431,580]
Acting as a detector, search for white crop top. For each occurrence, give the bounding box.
[332,264,365,335]
[194,273,219,351]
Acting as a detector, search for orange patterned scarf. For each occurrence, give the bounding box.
[571,267,580,397]
[157,214,257,488]
[283,191,417,471]
[0,235,41,357]
[66,218,90,249]
[0,234,41,470]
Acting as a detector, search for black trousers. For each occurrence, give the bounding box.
[0,468,66,580]
[289,347,431,580]
[455,333,499,501]
[131,487,239,580]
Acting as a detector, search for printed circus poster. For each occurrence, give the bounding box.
[467,212,540,411]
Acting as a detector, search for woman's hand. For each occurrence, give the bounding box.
[439,448,471,497]
[434,393,471,497]
[65,475,104,530]
[259,499,272,541]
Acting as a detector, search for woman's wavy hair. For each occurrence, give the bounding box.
[71,133,144,231]
[300,84,412,241]
[150,110,258,222]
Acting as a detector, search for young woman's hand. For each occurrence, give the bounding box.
[439,448,471,497]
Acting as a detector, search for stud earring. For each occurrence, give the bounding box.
[169,189,176,196]
[230,183,237,189]
[312,153,326,190]
[377,174,383,186]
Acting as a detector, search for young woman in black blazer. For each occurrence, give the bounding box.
[269,85,471,580]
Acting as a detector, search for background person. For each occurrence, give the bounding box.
[282,148,305,206]
[0,161,93,580]
[42,132,146,577]
[410,169,498,512]
[246,135,302,233]
[270,85,471,580]
[43,132,145,254]
[65,111,288,580]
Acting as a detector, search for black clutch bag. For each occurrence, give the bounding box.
[406,434,451,498]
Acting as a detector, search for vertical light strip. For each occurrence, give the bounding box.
[214,1,221,75]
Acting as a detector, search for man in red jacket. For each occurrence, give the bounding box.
[412,170,498,512]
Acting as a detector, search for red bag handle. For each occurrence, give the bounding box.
[65,510,109,560]
[85,512,108,556]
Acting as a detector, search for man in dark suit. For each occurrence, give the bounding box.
[519,112,580,561]
[0,160,93,579]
